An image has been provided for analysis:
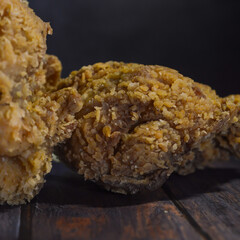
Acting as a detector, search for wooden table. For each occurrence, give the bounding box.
[1,159,240,240]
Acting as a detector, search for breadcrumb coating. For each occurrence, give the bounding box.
[0,0,51,156]
[60,61,237,194]
[176,94,240,175]
[0,148,51,205]
[0,0,82,204]
[1,1,239,201]
[215,95,240,158]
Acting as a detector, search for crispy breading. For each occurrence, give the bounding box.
[60,61,238,194]
[0,0,82,204]
[215,95,240,158]
[1,1,239,201]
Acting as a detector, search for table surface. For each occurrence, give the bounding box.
[0,159,240,240]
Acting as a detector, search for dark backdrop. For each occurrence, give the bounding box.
[29,0,240,97]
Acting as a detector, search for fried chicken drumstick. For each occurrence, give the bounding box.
[58,61,239,194]
[0,0,81,204]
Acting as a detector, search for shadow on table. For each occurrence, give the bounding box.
[164,161,240,199]
[34,161,240,207]
[34,162,167,207]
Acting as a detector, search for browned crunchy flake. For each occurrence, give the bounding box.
[0,0,82,205]
[60,61,239,194]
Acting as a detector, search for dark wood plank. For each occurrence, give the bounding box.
[31,202,202,240]
[30,162,203,240]
[0,206,21,240]
[164,159,240,240]
[18,204,33,240]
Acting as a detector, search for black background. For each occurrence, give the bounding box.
[29,0,240,97]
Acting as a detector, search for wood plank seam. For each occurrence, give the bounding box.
[163,185,212,240]
[18,204,33,240]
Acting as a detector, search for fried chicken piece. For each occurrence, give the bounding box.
[59,61,237,194]
[176,91,239,175]
[215,95,240,158]
[0,148,51,204]
[0,0,52,156]
[0,0,82,204]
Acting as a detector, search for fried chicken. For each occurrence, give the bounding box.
[215,95,240,158]
[59,61,239,194]
[0,0,82,204]
[176,92,240,175]
[1,1,238,201]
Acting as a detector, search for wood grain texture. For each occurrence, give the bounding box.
[30,163,202,240]
[164,160,240,240]
[31,202,202,240]
[0,206,21,240]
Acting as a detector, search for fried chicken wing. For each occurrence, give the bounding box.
[60,61,237,194]
[0,0,82,204]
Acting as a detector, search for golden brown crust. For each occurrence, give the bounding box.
[215,95,240,158]
[0,0,51,81]
[61,61,236,194]
[44,54,63,89]
[0,0,51,156]
[176,94,240,175]
[0,0,82,204]
[0,148,52,205]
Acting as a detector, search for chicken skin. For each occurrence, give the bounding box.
[0,0,82,204]
[59,61,238,194]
